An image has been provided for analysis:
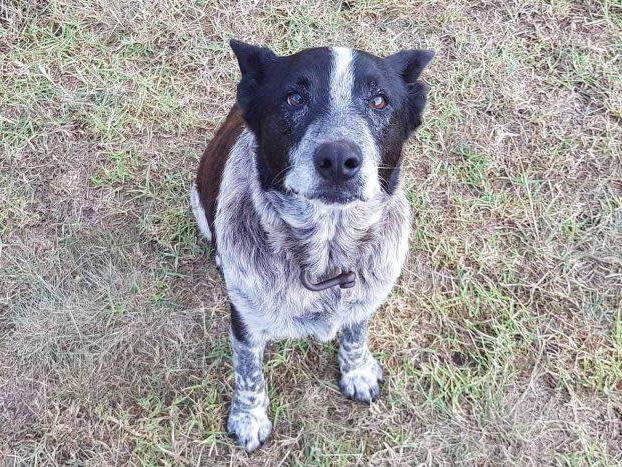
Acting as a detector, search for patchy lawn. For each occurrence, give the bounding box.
[1,0,621,464]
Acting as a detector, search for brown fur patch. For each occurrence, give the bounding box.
[195,105,245,245]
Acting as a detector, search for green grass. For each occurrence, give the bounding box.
[1,0,621,464]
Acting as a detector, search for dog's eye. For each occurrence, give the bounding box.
[369,95,387,110]
[287,92,304,107]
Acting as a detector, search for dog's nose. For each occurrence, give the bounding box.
[313,140,362,182]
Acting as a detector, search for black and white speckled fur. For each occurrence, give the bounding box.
[192,42,433,451]
[216,130,410,339]
[213,130,409,450]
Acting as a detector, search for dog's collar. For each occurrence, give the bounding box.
[300,269,355,292]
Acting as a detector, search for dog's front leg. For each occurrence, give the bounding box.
[338,320,384,403]
[227,307,271,452]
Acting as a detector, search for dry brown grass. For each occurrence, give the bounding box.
[1,0,621,464]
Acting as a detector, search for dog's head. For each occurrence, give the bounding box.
[230,40,433,205]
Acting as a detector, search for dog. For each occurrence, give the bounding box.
[191,39,433,451]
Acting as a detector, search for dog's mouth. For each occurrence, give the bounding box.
[312,189,360,204]
[290,187,363,205]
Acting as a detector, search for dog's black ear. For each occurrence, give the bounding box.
[387,49,434,132]
[230,39,276,80]
[230,39,276,109]
[386,49,434,83]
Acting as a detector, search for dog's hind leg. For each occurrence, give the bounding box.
[338,320,384,403]
[191,181,224,269]
[190,182,212,242]
[227,305,271,451]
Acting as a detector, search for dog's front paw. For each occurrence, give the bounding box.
[227,407,272,452]
[339,357,383,403]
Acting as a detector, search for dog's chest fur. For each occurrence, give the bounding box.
[215,131,410,342]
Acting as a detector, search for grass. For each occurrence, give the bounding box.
[1,0,621,464]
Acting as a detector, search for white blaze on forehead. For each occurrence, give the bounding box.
[330,47,355,110]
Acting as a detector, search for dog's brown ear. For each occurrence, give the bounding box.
[229,39,276,82]
[385,49,434,83]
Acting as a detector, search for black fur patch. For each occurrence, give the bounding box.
[351,51,432,194]
[231,43,333,192]
[230,303,248,343]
